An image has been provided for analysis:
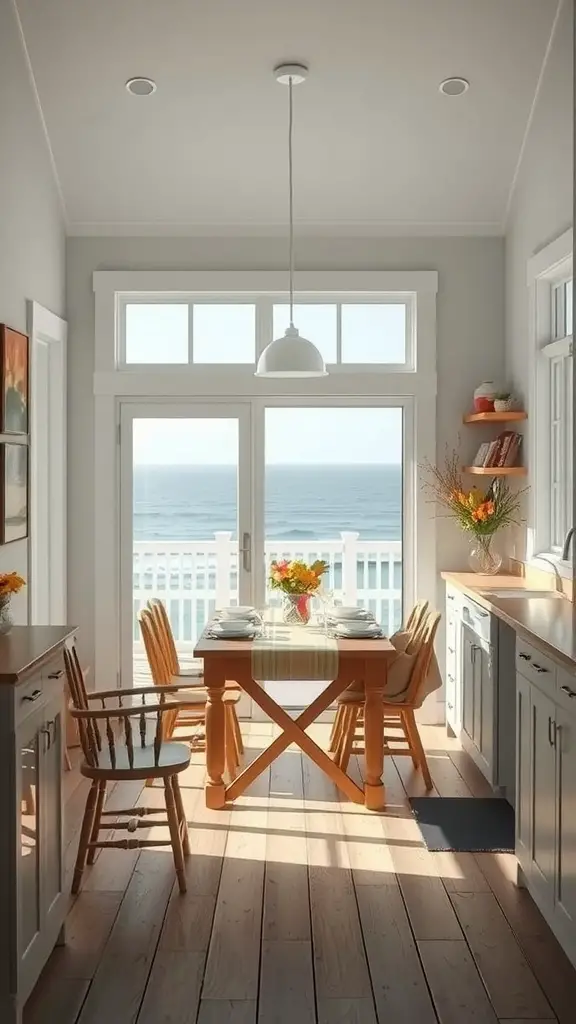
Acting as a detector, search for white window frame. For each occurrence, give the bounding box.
[92,269,438,712]
[527,228,573,574]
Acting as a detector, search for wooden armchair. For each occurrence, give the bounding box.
[64,644,200,894]
[332,609,441,789]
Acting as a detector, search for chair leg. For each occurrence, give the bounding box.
[328,705,344,753]
[64,747,72,771]
[231,705,244,756]
[72,780,100,895]
[339,706,359,774]
[172,775,190,856]
[404,709,433,790]
[87,780,107,865]
[164,776,187,893]
[224,707,238,780]
[400,710,419,769]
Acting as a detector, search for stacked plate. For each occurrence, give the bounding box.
[209,618,259,640]
[328,606,382,639]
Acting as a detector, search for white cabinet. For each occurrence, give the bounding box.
[0,628,73,1024]
[528,684,557,908]
[445,587,461,736]
[515,637,576,967]
[459,611,497,785]
[556,705,576,937]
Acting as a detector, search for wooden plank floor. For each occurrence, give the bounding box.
[25,724,576,1024]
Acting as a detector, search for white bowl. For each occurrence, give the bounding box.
[212,619,255,634]
[218,606,257,619]
[329,606,372,620]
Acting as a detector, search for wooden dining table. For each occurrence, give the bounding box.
[194,616,396,811]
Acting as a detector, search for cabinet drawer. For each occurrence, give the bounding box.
[557,667,576,715]
[516,638,557,692]
[16,675,47,723]
[446,586,462,613]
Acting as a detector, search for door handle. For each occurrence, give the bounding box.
[239,532,251,573]
[548,716,557,748]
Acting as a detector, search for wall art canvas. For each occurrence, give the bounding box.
[0,325,29,434]
[1,443,28,544]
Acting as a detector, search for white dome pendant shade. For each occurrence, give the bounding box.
[255,64,327,378]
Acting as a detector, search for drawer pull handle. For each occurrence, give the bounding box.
[519,652,532,661]
[447,594,455,601]
[448,647,455,654]
[533,664,548,673]
[548,716,556,747]
[22,689,42,703]
[447,702,454,710]
[48,669,64,680]
[561,685,576,699]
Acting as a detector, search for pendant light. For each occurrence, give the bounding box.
[255,64,327,378]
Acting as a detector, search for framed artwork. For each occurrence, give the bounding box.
[0,325,29,434]
[0,443,28,544]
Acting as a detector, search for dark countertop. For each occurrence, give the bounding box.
[441,572,576,670]
[0,626,76,684]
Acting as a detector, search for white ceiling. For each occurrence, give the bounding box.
[15,0,560,234]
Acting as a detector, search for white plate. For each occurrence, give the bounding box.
[328,606,373,620]
[218,606,257,619]
[336,623,382,638]
[211,620,255,635]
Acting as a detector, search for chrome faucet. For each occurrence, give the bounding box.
[562,526,575,561]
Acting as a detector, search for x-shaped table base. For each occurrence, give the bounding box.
[202,655,390,811]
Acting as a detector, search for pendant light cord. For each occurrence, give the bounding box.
[288,75,295,328]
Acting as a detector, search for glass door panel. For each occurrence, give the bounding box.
[263,405,403,709]
[122,407,250,686]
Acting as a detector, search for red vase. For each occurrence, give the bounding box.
[282,593,312,625]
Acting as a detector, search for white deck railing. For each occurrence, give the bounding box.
[132,531,402,654]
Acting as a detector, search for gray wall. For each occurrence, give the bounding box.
[67,234,505,669]
[505,0,573,559]
[0,0,66,622]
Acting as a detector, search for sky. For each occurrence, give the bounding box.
[125,301,406,366]
[133,407,403,465]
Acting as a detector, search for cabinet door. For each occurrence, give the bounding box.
[445,612,460,734]
[516,672,532,874]
[556,706,576,937]
[530,684,557,908]
[461,624,475,743]
[16,708,43,981]
[40,695,65,931]
[478,642,495,780]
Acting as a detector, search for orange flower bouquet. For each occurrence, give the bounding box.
[421,450,525,574]
[269,558,329,624]
[0,572,26,634]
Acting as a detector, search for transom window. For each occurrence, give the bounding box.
[120,297,411,369]
[531,230,573,564]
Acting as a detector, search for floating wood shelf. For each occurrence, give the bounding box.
[464,466,527,476]
[463,411,527,424]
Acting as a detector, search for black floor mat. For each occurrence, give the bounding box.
[409,797,515,853]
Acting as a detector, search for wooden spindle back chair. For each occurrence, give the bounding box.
[138,608,243,778]
[64,644,195,895]
[333,609,441,788]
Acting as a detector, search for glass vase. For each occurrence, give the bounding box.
[282,593,312,625]
[0,597,13,635]
[468,536,502,575]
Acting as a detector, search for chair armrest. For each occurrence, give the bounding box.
[87,682,207,701]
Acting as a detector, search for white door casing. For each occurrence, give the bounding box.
[28,302,67,625]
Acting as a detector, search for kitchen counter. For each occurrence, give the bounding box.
[441,571,576,670]
[0,625,76,684]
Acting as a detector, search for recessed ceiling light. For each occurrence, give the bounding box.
[439,77,469,96]
[126,77,157,96]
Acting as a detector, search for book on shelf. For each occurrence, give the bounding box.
[503,433,523,467]
[496,431,514,467]
[483,439,501,467]
[473,442,490,467]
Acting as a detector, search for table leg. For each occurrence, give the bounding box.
[363,660,386,810]
[204,664,227,809]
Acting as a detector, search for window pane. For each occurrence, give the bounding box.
[553,285,565,340]
[125,304,188,364]
[272,304,337,363]
[341,304,406,363]
[193,304,255,363]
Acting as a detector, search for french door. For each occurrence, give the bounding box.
[119,402,252,687]
[119,398,411,705]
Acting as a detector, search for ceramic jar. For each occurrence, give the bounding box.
[473,381,497,412]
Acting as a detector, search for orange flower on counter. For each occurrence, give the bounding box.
[0,572,25,598]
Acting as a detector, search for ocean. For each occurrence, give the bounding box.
[133,464,402,541]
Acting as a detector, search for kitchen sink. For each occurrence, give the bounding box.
[480,588,564,599]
